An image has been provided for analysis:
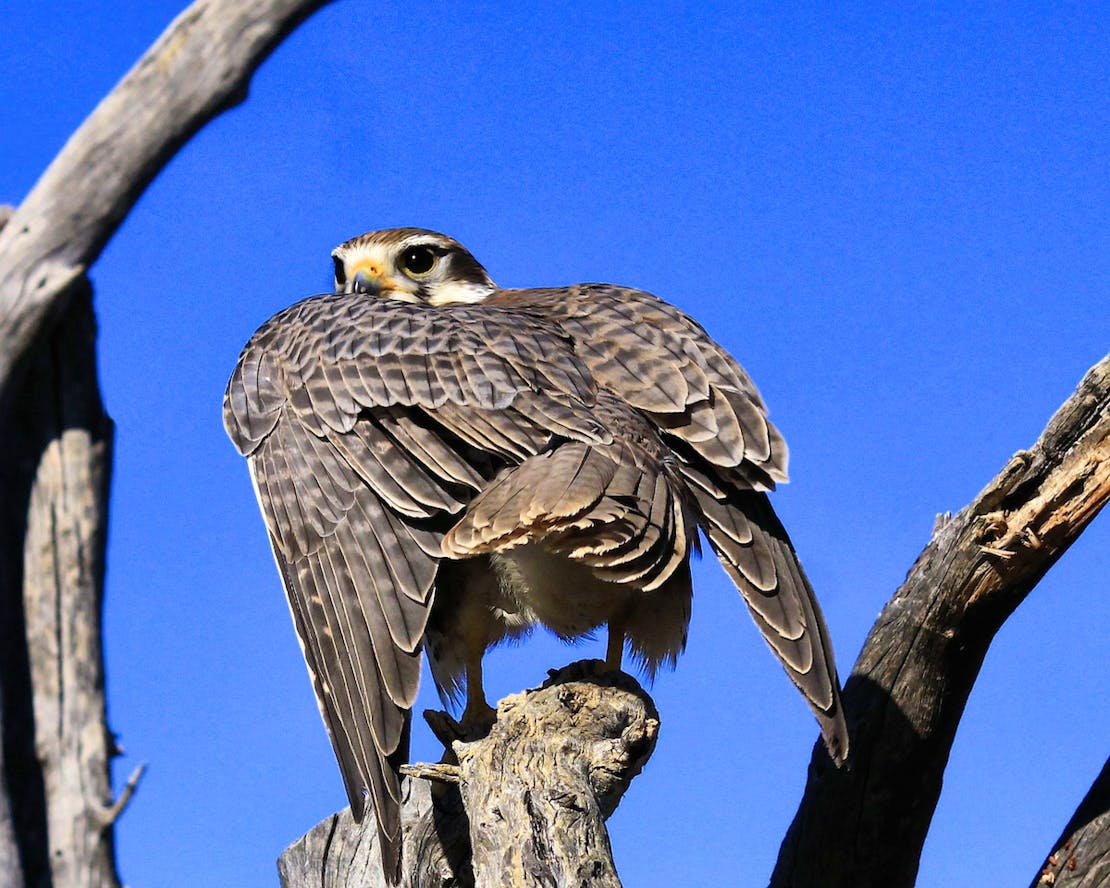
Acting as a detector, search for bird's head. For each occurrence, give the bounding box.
[331,228,497,306]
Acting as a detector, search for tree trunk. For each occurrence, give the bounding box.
[278,663,659,888]
[0,3,331,885]
[0,281,118,888]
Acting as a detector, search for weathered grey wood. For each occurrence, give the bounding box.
[0,205,24,888]
[19,284,119,887]
[0,281,117,887]
[1030,757,1110,888]
[460,663,657,888]
[278,662,658,888]
[278,777,472,888]
[772,355,1110,888]
[0,0,332,404]
[0,4,331,886]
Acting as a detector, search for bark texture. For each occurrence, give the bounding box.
[278,663,659,888]
[0,283,116,888]
[772,354,1110,888]
[1030,758,1110,888]
[278,778,472,888]
[0,2,330,885]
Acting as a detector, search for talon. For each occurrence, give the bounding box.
[590,658,613,676]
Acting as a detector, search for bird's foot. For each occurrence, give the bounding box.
[424,699,497,753]
[547,658,624,679]
[460,699,498,736]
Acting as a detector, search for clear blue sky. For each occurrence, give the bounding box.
[3,3,1107,885]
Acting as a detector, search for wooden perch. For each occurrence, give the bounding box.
[278,662,659,888]
[772,354,1110,888]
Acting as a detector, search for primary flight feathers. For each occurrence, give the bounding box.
[224,227,848,881]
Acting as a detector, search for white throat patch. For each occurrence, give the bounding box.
[426,280,496,306]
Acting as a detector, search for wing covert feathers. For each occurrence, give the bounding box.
[490,285,790,488]
[443,440,691,591]
[224,277,850,881]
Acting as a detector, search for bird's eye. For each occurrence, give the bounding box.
[332,255,347,289]
[400,245,437,276]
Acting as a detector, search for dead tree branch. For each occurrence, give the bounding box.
[1030,756,1110,888]
[772,354,1110,888]
[0,0,332,404]
[278,663,659,888]
[1,283,116,888]
[0,2,330,886]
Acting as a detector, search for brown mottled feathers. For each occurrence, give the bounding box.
[442,395,692,593]
[224,252,848,878]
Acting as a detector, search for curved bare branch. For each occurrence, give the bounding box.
[0,3,330,885]
[772,354,1110,887]
[0,0,332,401]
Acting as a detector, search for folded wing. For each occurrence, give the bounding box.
[501,285,848,761]
[223,294,612,876]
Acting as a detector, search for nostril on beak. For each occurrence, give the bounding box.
[352,270,381,294]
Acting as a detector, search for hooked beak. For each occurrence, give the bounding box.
[349,259,389,295]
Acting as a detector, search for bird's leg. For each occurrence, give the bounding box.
[459,649,496,733]
[603,617,626,673]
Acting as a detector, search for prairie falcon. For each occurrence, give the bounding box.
[223,228,849,878]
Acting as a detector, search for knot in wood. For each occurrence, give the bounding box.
[453,661,660,886]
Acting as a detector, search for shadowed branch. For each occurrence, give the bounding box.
[772,354,1110,888]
